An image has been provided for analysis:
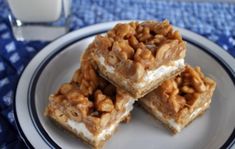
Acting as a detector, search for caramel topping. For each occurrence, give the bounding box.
[158,65,215,113]
[49,60,132,125]
[92,20,187,81]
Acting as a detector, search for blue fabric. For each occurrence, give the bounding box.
[0,0,234,148]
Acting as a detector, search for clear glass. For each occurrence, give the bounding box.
[6,0,71,41]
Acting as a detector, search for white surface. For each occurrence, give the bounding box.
[98,55,185,89]
[137,59,184,88]
[144,59,184,81]
[67,119,94,140]
[8,0,62,22]
[15,21,235,149]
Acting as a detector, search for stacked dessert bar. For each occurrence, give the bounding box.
[91,20,186,98]
[45,60,136,148]
[139,65,216,133]
[45,20,216,148]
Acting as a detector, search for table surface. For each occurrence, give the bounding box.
[0,0,234,148]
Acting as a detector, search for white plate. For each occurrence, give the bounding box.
[14,21,235,149]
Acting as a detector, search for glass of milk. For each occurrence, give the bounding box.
[7,0,71,41]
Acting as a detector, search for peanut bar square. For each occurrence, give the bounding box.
[139,65,216,133]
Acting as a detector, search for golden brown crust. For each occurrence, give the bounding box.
[47,107,129,149]
[139,99,210,134]
[139,65,216,133]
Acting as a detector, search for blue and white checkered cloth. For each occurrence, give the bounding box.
[0,0,234,148]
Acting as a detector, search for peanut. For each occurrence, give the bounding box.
[66,90,85,104]
[100,113,111,127]
[181,86,194,94]
[129,35,139,49]
[155,43,170,59]
[97,98,114,112]
[130,62,145,81]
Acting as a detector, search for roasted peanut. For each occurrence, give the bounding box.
[129,35,139,49]
[129,22,138,29]
[100,113,111,127]
[119,40,135,59]
[155,43,170,59]
[76,100,93,118]
[169,94,186,113]
[155,20,172,35]
[129,62,145,81]
[137,27,152,42]
[181,86,194,94]
[172,31,183,41]
[115,24,135,38]
[112,40,135,60]
[148,34,165,45]
[134,48,155,69]
[194,83,206,93]
[204,77,215,86]
[97,98,114,112]
[191,77,206,93]
[95,90,106,104]
[195,66,205,78]
[142,49,152,59]
[171,88,179,96]
[169,96,181,113]
[79,81,91,96]
[161,80,175,94]
[66,90,86,104]
[94,90,114,112]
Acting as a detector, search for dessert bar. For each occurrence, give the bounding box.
[139,65,216,133]
[90,20,186,98]
[45,62,136,148]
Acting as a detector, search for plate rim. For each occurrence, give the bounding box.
[14,21,235,149]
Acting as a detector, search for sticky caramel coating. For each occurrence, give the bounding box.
[46,61,132,134]
[92,20,187,81]
[154,65,215,115]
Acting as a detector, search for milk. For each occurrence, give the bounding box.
[7,0,62,22]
